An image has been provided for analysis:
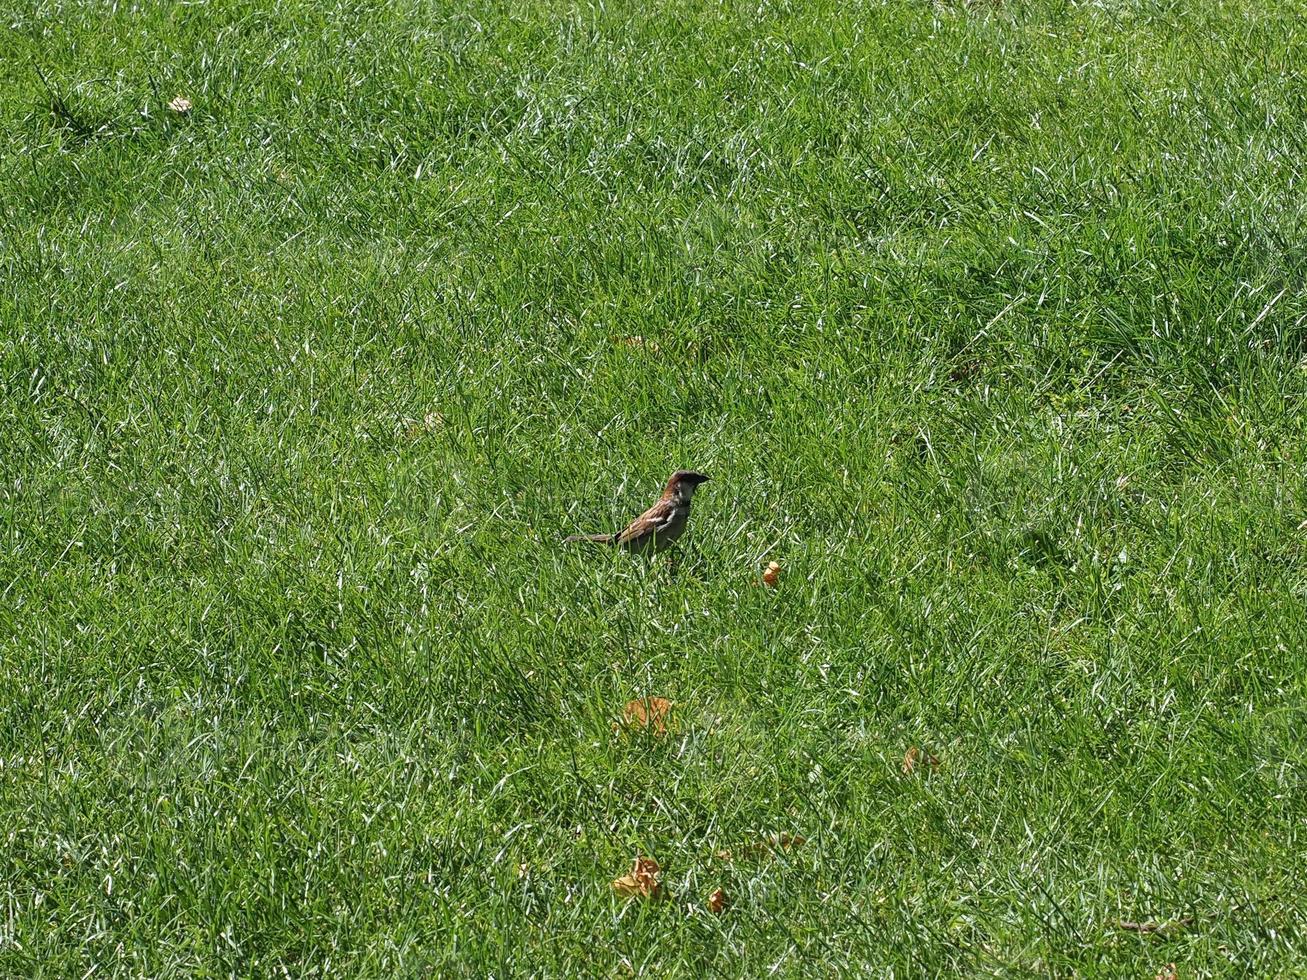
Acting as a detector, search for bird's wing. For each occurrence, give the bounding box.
[615,500,674,545]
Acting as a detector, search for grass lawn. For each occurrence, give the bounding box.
[3,0,1307,973]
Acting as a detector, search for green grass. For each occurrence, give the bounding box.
[3,0,1307,973]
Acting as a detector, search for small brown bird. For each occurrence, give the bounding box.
[565,470,710,555]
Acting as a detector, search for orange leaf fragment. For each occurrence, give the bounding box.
[611,856,662,899]
[622,697,673,736]
[762,561,781,587]
[707,888,728,914]
[901,746,940,774]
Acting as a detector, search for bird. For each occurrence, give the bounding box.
[565,470,711,555]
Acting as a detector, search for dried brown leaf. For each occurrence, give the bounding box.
[707,888,728,914]
[901,746,940,774]
[622,697,673,736]
[949,359,981,382]
[762,561,781,587]
[611,856,662,899]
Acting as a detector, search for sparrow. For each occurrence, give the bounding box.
[565,470,711,555]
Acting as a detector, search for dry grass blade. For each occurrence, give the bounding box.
[716,833,805,862]
[401,411,445,440]
[1116,917,1194,935]
[611,335,660,352]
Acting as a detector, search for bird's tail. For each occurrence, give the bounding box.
[564,533,616,545]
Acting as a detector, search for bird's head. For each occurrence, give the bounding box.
[666,470,711,498]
